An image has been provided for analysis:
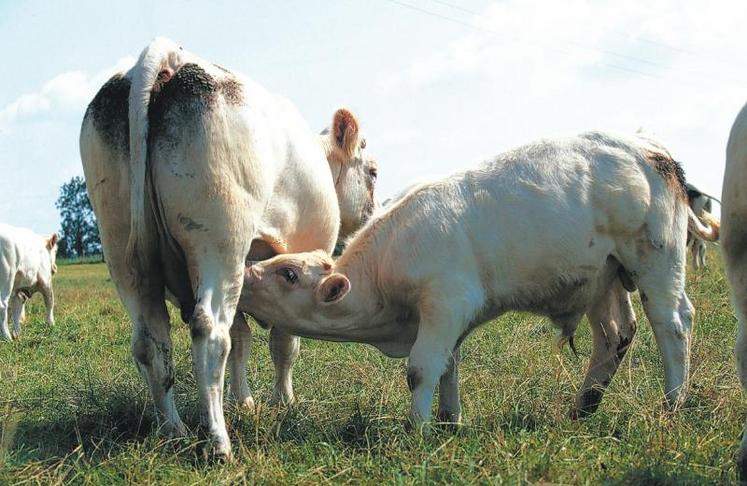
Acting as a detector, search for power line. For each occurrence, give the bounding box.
[388,0,745,88]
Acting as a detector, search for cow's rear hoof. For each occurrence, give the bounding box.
[436,410,462,432]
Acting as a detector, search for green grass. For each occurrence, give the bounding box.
[0,249,742,484]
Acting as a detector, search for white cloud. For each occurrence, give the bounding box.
[0,56,135,128]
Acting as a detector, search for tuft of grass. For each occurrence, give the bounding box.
[0,249,742,484]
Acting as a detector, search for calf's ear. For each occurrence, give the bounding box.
[47,233,59,250]
[316,273,351,305]
[331,108,360,158]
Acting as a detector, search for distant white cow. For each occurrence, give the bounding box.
[721,102,747,481]
[0,223,58,341]
[685,183,719,270]
[80,38,377,459]
[242,132,719,429]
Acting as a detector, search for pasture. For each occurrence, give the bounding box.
[0,255,741,484]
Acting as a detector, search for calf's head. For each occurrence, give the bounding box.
[45,233,59,276]
[240,251,351,335]
[323,109,378,242]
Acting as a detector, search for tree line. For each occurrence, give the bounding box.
[55,176,101,259]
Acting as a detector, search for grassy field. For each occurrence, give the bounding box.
[0,251,742,484]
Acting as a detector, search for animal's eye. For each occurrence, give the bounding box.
[278,268,298,284]
[368,168,378,180]
[360,138,367,149]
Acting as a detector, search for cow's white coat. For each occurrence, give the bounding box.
[80,38,376,459]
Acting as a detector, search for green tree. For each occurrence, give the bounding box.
[55,176,101,258]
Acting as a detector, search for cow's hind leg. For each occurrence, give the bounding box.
[127,290,185,438]
[228,313,255,411]
[572,280,637,418]
[269,327,300,406]
[188,254,248,461]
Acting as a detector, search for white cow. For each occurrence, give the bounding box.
[241,131,719,429]
[80,38,377,459]
[721,101,747,482]
[0,223,58,341]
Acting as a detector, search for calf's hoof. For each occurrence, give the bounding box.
[236,396,256,414]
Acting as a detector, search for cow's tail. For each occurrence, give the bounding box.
[687,206,720,242]
[126,37,184,274]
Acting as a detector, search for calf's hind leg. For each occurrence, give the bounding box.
[572,280,637,418]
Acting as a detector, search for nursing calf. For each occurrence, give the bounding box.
[0,224,58,341]
[243,132,718,428]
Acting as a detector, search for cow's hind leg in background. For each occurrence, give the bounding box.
[572,278,637,418]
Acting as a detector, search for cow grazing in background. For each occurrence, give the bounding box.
[686,183,719,270]
[241,132,719,429]
[721,102,747,481]
[0,223,58,341]
[80,38,377,459]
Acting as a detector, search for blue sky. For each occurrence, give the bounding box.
[1,0,745,233]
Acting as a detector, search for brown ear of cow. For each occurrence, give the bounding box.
[47,233,59,250]
[316,273,351,305]
[331,108,360,158]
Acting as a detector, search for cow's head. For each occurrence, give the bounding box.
[240,251,352,334]
[46,233,59,275]
[322,109,378,243]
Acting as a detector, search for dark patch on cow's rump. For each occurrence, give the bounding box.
[87,73,131,154]
[148,63,243,145]
[647,151,687,199]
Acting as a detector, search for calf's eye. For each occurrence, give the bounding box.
[369,168,378,180]
[278,268,298,284]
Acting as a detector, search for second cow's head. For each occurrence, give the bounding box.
[322,108,378,242]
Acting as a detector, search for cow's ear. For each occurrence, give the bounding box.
[315,273,351,305]
[331,108,360,158]
[47,233,58,250]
